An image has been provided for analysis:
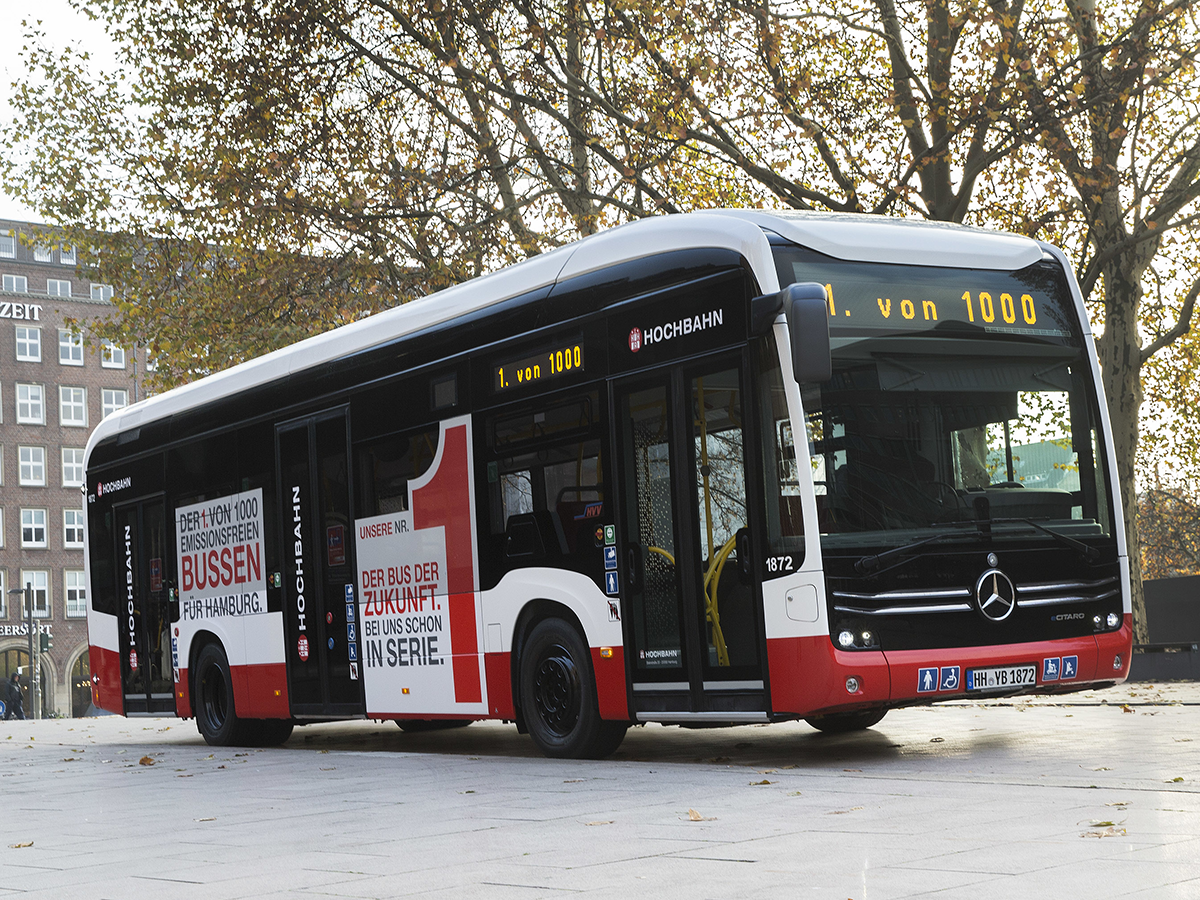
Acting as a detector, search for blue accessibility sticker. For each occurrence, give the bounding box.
[604,546,618,570]
[348,642,358,662]
[918,667,938,693]
[605,571,620,596]
[347,622,357,642]
[939,666,961,692]
[1042,657,1061,682]
[1061,655,1078,680]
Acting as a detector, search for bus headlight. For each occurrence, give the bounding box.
[1107,612,1120,629]
[838,630,856,649]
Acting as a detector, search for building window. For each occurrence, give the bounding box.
[60,246,76,265]
[62,448,85,487]
[33,246,51,263]
[90,284,113,302]
[102,388,128,418]
[20,509,47,548]
[16,384,45,424]
[64,509,85,548]
[64,570,87,617]
[3,274,27,293]
[19,570,49,618]
[59,329,84,365]
[47,279,71,298]
[101,341,125,368]
[18,446,45,486]
[15,326,41,362]
[60,387,87,427]
[0,510,5,548]
[0,234,13,259]
[0,570,5,615]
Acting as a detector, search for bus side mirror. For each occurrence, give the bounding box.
[753,283,831,383]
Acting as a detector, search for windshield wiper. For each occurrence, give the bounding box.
[991,517,1102,563]
[854,530,973,575]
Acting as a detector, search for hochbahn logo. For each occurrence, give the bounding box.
[629,308,724,353]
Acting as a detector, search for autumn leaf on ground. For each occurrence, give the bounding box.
[9,841,32,849]
[139,756,155,766]
[687,808,716,821]
[750,779,774,785]
[585,821,613,826]
[1081,826,1127,838]
[1121,705,1135,713]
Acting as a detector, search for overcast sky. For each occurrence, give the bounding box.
[0,0,115,222]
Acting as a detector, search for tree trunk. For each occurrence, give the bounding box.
[1095,255,1151,645]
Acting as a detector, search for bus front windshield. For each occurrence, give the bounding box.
[775,246,1114,551]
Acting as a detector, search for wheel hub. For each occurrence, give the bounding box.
[533,645,581,736]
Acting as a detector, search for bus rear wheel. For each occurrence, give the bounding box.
[805,709,888,734]
[519,617,627,759]
[194,643,244,746]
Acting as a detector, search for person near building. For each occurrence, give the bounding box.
[4,673,25,720]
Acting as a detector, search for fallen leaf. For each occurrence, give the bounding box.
[9,841,32,849]
[750,779,774,785]
[194,817,216,822]
[1092,767,1111,771]
[757,769,776,774]
[687,808,716,821]
[139,756,155,766]
[1168,777,1185,783]
[787,791,802,797]
[843,768,862,772]
[585,820,613,826]
[1081,826,1126,838]
[1105,801,1130,807]
[930,737,945,743]
[1121,705,1135,714]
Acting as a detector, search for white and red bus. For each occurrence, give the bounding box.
[84,212,1132,757]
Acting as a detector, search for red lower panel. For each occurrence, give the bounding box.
[767,636,890,717]
[89,645,124,715]
[484,652,514,718]
[230,663,290,718]
[591,647,628,721]
[1095,616,1133,683]
[176,668,191,718]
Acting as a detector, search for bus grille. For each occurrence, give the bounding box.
[832,576,1120,616]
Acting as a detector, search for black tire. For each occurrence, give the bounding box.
[396,719,473,733]
[194,643,244,746]
[519,617,628,759]
[805,709,888,734]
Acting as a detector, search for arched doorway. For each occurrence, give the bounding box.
[70,653,92,718]
[0,648,52,719]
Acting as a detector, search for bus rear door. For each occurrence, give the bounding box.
[114,495,176,715]
[276,409,366,718]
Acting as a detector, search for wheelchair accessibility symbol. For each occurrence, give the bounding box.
[940,666,960,691]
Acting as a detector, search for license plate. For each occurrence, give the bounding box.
[966,664,1037,691]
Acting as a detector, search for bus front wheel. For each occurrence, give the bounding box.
[805,709,888,734]
[194,643,243,746]
[519,617,627,759]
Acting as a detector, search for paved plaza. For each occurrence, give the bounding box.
[2,682,1199,899]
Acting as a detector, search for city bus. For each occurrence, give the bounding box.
[83,211,1132,757]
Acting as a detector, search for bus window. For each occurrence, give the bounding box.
[754,337,805,565]
[355,426,439,517]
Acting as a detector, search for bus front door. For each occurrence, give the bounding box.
[114,496,175,715]
[276,410,365,719]
[614,354,767,719]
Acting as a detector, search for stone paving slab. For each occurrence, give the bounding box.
[1,681,1198,898]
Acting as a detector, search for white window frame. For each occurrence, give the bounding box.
[20,570,49,618]
[59,328,84,365]
[0,234,14,259]
[0,570,5,615]
[16,383,45,424]
[63,508,85,549]
[0,510,5,549]
[101,340,126,368]
[59,386,87,427]
[47,279,71,298]
[62,448,85,487]
[15,325,41,362]
[102,388,128,418]
[64,569,87,618]
[3,274,28,293]
[18,445,45,486]
[33,245,51,263]
[60,246,76,265]
[20,509,47,549]
[90,284,113,302]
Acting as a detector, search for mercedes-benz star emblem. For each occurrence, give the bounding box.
[975,568,1016,622]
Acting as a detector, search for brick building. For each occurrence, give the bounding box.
[0,219,149,717]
